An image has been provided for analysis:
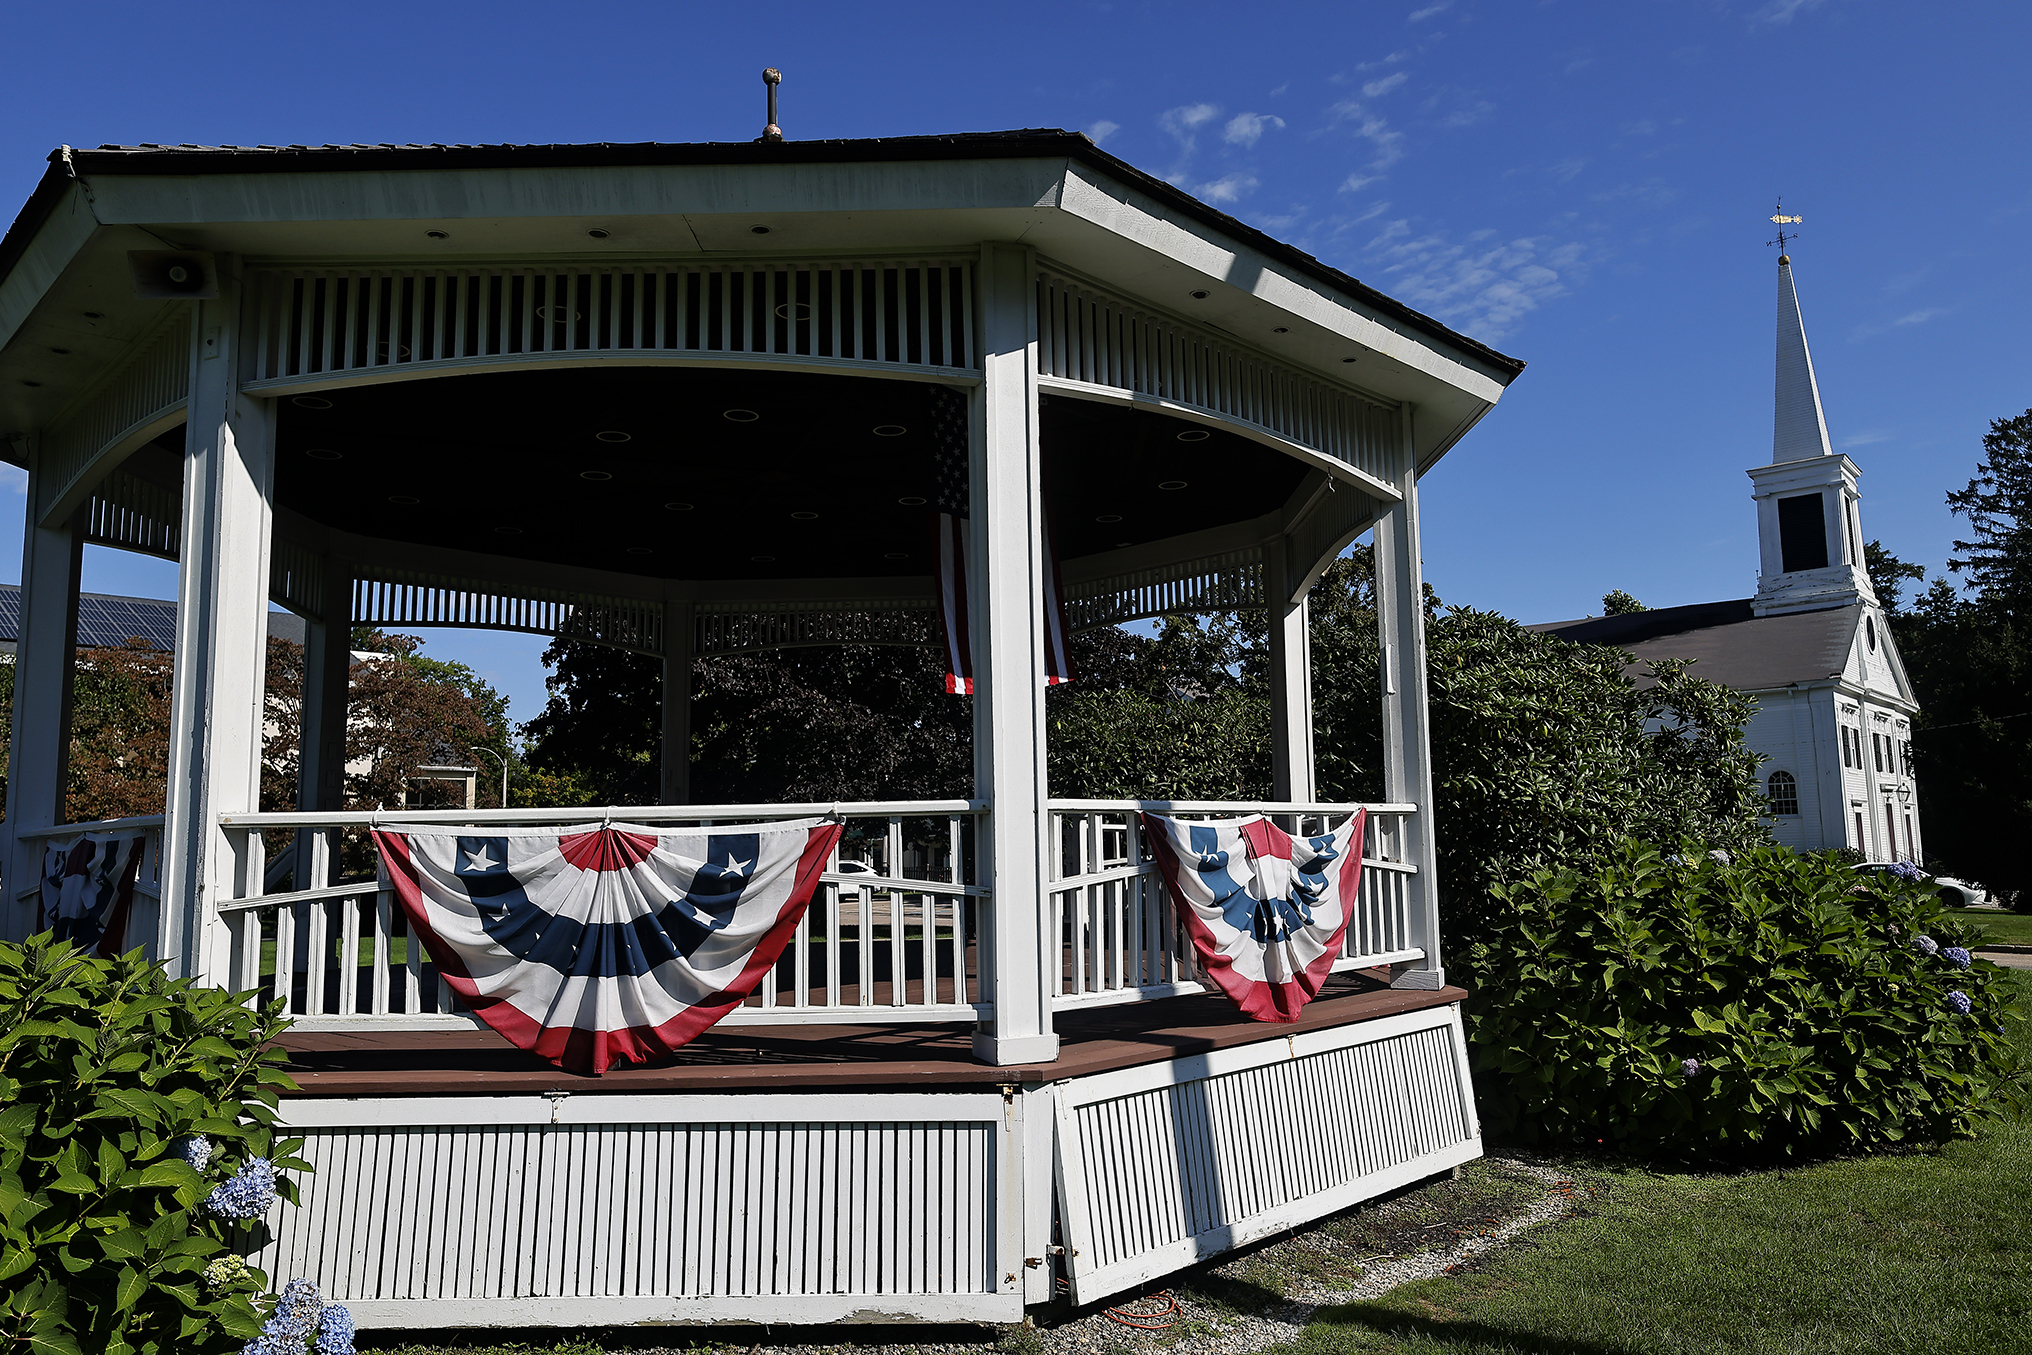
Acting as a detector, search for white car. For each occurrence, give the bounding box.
[833,859,879,877]
[1854,862,1986,908]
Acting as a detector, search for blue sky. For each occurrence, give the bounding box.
[3,0,2023,731]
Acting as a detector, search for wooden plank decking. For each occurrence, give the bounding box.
[272,969,1468,1096]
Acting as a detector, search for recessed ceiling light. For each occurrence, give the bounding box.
[897,496,927,506]
[790,510,819,520]
[723,408,760,422]
[626,546,652,554]
[49,347,70,356]
[388,495,420,505]
[664,501,694,511]
[594,430,631,442]
[587,228,611,239]
[750,554,776,562]
[872,424,908,437]
[1158,480,1188,490]
[1096,514,1123,523]
[82,311,103,319]
[1190,290,1209,300]
[1272,327,1289,334]
[425,230,450,240]
[1176,429,1210,443]
[291,395,333,409]
[304,448,343,461]
[579,471,612,481]
[775,302,812,320]
[750,225,771,235]
[884,552,909,559]
[493,526,523,534]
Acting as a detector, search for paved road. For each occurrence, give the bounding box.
[1977,950,2032,970]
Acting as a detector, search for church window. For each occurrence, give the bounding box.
[1872,732,1885,772]
[1853,810,1867,851]
[1778,492,1829,572]
[1885,804,1899,861]
[1866,615,1877,651]
[1766,770,1799,816]
[1905,813,1915,859]
[1902,740,1914,775]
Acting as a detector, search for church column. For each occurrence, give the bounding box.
[295,561,353,888]
[661,596,693,805]
[970,241,1057,1066]
[2,446,84,942]
[158,269,278,981]
[1265,541,1317,803]
[1373,406,1444,991]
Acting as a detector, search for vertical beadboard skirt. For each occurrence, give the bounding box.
[256,1092,1030,1328]
[254,1002,1478,1328]
[1051,1002,1482,1305]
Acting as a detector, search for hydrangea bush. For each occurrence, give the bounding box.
[0,934,308,1354]
[1463,842,2019,1157]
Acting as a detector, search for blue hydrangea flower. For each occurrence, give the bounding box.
[207,1159,277,1220]
[1680,1058,1701,1079]
[1947,990,1973,1015]
[1891,860,1926,882]
[275,1279,324,1337]
[170,1134,212,1172]
[1912,935,1940,957]
[313,1304,356,1355]
[1943,946,1972,970]
[240,1335,304,1355]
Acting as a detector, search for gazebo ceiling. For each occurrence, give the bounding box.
[259,367,1305,582]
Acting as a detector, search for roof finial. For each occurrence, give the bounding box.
[1767,198,1803,263]
[758,68,784,143]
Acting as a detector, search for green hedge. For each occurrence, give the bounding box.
[1464,844,2020,1157]
[0,935,305,1355]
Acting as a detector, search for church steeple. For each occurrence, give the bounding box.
[1772,255,1835,462]
[1747,250,1877,616]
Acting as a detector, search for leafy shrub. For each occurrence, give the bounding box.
[0,934,305,1355]
[1464,842,2019,1158]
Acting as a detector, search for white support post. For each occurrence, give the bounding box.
[1373,406,1444,990]
[1265,542,1317,803]
[971,242,1058,1066]
[1,449,83,942]
[661,597,693,805]
[158,272,278,982]
[296,562,353,888]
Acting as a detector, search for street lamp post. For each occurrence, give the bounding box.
[472,746,510,810]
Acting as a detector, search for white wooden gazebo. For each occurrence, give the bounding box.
[0,126,1522,1330]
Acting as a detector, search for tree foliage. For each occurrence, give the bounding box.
[1865,539,1927,615]
[1601,589,1650,615]
[1947,409,2032,608]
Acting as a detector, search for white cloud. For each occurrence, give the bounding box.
[1895,307,1945,326]
[1357,50,1412,71]
[1159,102,1222,151]
[1327,101,1406,172]
[1361,72,1409,98]
[1223,112,1286,148]
[1362,230,1588,342]
[1754,0,1826,23]
[1408,0,1452,20]
[1339,173,1379,193]
[1841,431,1893,448]
[1548,157,1587,183]
[1441,100,1495,128]
[1197,173,1260,204]
[1086,120,1121,146]
[1590,178,1680,208]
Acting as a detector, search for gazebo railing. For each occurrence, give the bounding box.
[1045,800,1423,1011]
[211,802,988,1031]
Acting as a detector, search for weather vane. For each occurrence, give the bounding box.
[1767,198,1803,253]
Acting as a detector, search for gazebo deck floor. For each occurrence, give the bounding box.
[271,969,1468,1097]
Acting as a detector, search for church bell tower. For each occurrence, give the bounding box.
[1748,250,1876,617]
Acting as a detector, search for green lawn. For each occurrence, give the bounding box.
[1948,906,2032,947]
[1298,972,2032,1354]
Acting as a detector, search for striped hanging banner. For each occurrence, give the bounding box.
[930,385,1073,693]
[38,832,147,958]
[1141,811,1365,1022]
[374,819,841,1074]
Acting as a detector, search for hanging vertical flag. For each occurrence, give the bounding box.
[1140,811,1366,1022]
[38,832,148,958]
[929,385,1073,694]
[373,818,842,1075]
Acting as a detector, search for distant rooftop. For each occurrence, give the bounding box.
[0,585,305,654]
[1530,598,1858,691]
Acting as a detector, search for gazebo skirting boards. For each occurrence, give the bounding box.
[0,132,1523,1327]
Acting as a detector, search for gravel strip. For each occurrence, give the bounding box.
[1031,1157,1582,1355]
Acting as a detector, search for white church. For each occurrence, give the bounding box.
[1535,251,1921,864]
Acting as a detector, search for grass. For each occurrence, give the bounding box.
[1947,906,2032,946]
[1294,971,2032,1354]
